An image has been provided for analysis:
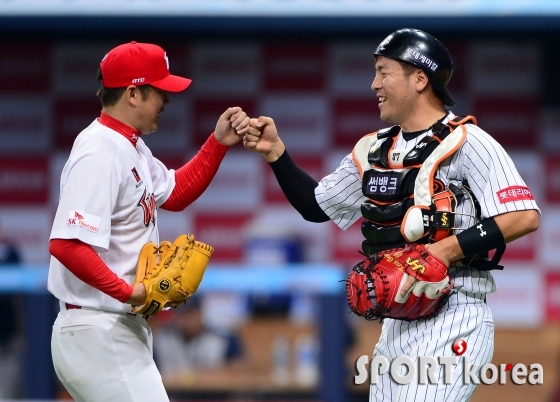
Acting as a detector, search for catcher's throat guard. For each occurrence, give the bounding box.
[132,234,214,318]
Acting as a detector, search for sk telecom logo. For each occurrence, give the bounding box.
[67,210,100,233]
[67,211,84,226]
[354,339,543,386]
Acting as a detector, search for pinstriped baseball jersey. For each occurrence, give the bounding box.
[315,111,540,303]
[317,112,539,401]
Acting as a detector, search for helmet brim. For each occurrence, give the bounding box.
[432,81,455,107]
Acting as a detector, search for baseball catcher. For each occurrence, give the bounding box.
[132,234,214,318]
[242,27,540,401]
[345,113,475,321]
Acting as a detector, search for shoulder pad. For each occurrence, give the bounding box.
[432,114,477,141]
[449,115,477,127]
[352,132,379,177]
[377,125,401,139]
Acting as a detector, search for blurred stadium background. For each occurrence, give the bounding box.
[1,1,560,401]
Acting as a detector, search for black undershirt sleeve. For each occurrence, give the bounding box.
[268,150,330,223]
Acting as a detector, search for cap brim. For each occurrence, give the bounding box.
[150,75,192,92]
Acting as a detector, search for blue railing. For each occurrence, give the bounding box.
[0,263,346,294]
[0,263,351,402]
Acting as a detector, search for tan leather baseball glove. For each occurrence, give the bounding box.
[132,234,214,318]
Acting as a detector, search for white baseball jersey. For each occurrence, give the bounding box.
[48,117,176,313]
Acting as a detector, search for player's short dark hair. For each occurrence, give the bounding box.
[96,68,151,107]
[396,60,420,77]
[398,61,449,104]
[375,55,419,77]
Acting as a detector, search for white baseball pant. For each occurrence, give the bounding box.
[51,301,169,402]
[370,302,494,402]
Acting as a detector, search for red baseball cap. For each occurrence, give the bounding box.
[100,41,191,92]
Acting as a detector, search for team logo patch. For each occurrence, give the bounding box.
[159,279,170,291]
[137,189,156,227]
[131,167,141,182]
[406,258,426,275]
[496,186,534,204]
[67,210,101,233]
[440,212,448,227]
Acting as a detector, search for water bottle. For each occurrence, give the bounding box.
[294,333,319,387]
[271,335,290,386]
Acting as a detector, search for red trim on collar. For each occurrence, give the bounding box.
[98,112,142,147]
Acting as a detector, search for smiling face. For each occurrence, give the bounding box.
[371,56,420,126]
[134,85,170,134]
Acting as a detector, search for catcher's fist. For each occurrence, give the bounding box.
[399,243,450,296]
[244,116,285,162]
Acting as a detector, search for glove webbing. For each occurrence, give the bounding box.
[348,255,391,321]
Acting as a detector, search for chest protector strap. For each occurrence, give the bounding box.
[368,125,401,168]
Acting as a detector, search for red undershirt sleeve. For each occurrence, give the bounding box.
[49,238,134,303]
[160,133,229,212]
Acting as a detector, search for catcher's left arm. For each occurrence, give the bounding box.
[132,234,214,318]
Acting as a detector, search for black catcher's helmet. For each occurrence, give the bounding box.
[374,28,455,107]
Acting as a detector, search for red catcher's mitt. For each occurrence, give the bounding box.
[345,244,453,321]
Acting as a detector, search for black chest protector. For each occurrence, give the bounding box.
[360,116,474,256]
